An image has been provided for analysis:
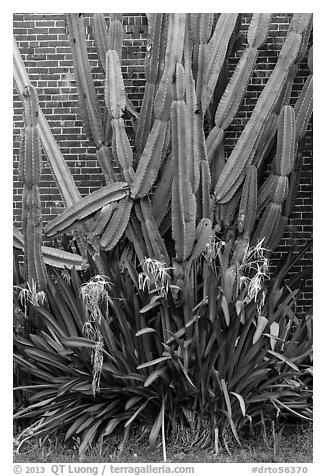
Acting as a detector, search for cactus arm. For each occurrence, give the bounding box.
[247,13,271,48]
[204,14,239,112]
[96,144,119,184]
[189,13,214,43]
[213,48,258,132]
[99,198,133,250]
[219,187,242,228]
[154,14,186,121]
[274,105,296,176]
[284,154,303,219]
[111,118,134,184]
[152,153,174,227]
[13,226,24,250]
[289,13,313,35]
[13,37,81,207]
[308,45,313,73]
[135,83,156,159]
[105,49,126,119]
[214,29,304,203]
[251,113,278,170]
[66,14,104,148]
[138,198,170,264]
[90,201,119,237]
[190,13,214,113]
[207,14,270,171]
[294,75,313,141]
[44,182,129,237]
[107,15,123,61]
[171,64,197,262]
[252,203,282,249]
[131,119,169,199]
[257,174,279,213]
[183,20,200,193]
[20,86,47,291]
[197,157,212,220]
[93,13,109,72]
[36,115,82,207]
[272,176,289,205]
[41,247,88,270]
[238,165,257,238]
[187,218,213,265]
[135,14,167,156]
[105,49,134,184]
[126,210,149,262]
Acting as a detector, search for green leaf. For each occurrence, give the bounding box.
[102,418,121,437]
[24,348,69,369]
[221,295,230,326]
[230,391,246,417]
[79,419,103,455]
[135,327,157,336]
[124,400,149,427]
[149,402,164,450]
[221,379,241,446]
[62,337,97,348]
[65,413,90,441]
[137,356,171,370]
[268,350,300,372]
[125,396,142,411]
[253,315,268,344]
[144,368,166,387]
[139,297,162,314]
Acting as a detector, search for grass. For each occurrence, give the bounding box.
[13,422,312,464]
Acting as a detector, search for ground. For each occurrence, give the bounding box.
[13,422,312,464]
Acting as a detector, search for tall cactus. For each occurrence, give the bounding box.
[13,13,312,286]
[19,85,47,291]
[171,63,197,262]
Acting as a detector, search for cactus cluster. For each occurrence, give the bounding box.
[13,13,312,292]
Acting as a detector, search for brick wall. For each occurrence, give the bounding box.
[13,13,312,314]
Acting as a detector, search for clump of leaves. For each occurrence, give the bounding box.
[14,241,312,457]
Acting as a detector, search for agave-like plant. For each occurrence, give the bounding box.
[13,241,312,455]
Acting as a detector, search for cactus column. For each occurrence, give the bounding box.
[20,86,47,291]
